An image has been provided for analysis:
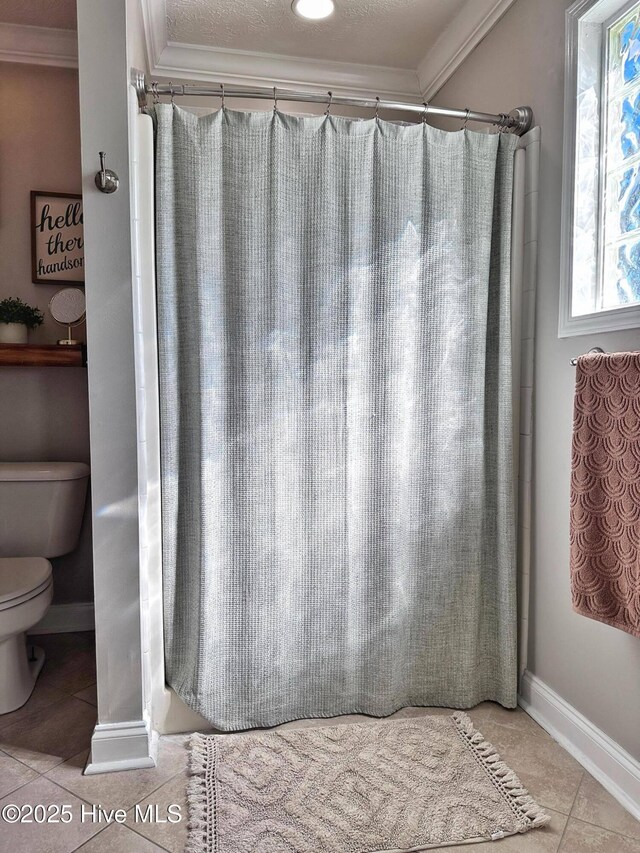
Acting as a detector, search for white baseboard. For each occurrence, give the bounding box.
[519,670,640,821]
[30,602,95,634]
[85,720,158,775]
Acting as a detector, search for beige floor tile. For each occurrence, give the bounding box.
[390,704,497,726]
[127,769,189,853]
[46,738,187,812]
[560,817,640,851]
[487,704,549,738]
[29,632,95,685]
[441,808,568,852]
[472,718,585,815]
[276,713,373,731]
[0,696,96,774]
[28,632,95,654]
[0,682,69,733]
[392,706,458,719]
[0,749,38,798]
[68,631,96,649]
[463,701,502,726]
[276,702,504,731]
[37,642,96,696]
[276,706,460,731]
[74,684,97,707]
[572,774,640,840]
[76,823,168,852]
[161,733,190,747]
[0,776,102,853]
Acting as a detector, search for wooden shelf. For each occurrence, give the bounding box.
[0,343,86,367]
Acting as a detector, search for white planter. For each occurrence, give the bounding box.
[0,323,28,344]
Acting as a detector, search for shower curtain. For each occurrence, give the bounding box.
[155,103,518,731]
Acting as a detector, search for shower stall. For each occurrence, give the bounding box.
[125,77,540,735]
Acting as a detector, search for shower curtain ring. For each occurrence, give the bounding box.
[461,108,470,130]
[220,83,225,110]
[273,86,278,113]
[375,96,380,119]
[325,91,332,116]
[169,82,175,105]
[151,81,160,105]
[422,102,429,124]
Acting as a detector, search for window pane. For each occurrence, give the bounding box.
[609,12,640,85]
[572,84,600,316]
[602,2,640,310]
[603,160,640,241]
[606,93,640,169]
[602,236,640,307]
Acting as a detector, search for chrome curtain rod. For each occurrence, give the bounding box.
[131,69,533,136]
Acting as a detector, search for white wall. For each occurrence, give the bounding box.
[432,0,640,761]
[76,0,154,772]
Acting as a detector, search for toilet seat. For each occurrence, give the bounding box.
[0,558,52,612]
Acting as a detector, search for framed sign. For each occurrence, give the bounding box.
[31,191,84,285]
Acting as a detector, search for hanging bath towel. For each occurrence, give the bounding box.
[571,352,640,638]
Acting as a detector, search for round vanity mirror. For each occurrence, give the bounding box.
[49,288,86,346]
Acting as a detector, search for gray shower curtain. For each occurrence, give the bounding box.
[155,103,518,731]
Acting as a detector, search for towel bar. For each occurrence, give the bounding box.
[570,347,605,366]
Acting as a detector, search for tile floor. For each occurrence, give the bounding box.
[0,632,637,852]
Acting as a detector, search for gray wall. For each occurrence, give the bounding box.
[432,0,640,759]
[0,62,92,605]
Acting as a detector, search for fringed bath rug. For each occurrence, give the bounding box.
[187,712,550,853]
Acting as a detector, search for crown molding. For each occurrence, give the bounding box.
[140,0,167,70]
[417,0,518,100]
[0,22,77,68]
[154,41,421,99]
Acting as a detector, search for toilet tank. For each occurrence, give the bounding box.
[0,462,90,558]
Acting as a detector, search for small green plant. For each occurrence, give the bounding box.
[0,297,44,328]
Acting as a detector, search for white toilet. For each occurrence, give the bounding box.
[0,462,90,714]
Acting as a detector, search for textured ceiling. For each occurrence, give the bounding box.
[166,0,467,69]
[0,0,76,29]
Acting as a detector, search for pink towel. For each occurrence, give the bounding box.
[570,352,640,638]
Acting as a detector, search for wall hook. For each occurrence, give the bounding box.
[95,152,119,194]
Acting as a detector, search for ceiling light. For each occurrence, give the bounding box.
[292,0,335,20]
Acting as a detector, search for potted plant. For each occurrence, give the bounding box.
[0,297,44,344]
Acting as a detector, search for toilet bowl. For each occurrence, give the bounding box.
[0,462,89,714]
[0,558,53,713]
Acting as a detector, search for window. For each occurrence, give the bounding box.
[561,0,640,335]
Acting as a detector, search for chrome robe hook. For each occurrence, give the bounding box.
[94,152,119,194]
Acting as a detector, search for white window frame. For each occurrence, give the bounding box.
[560,0,640,336]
